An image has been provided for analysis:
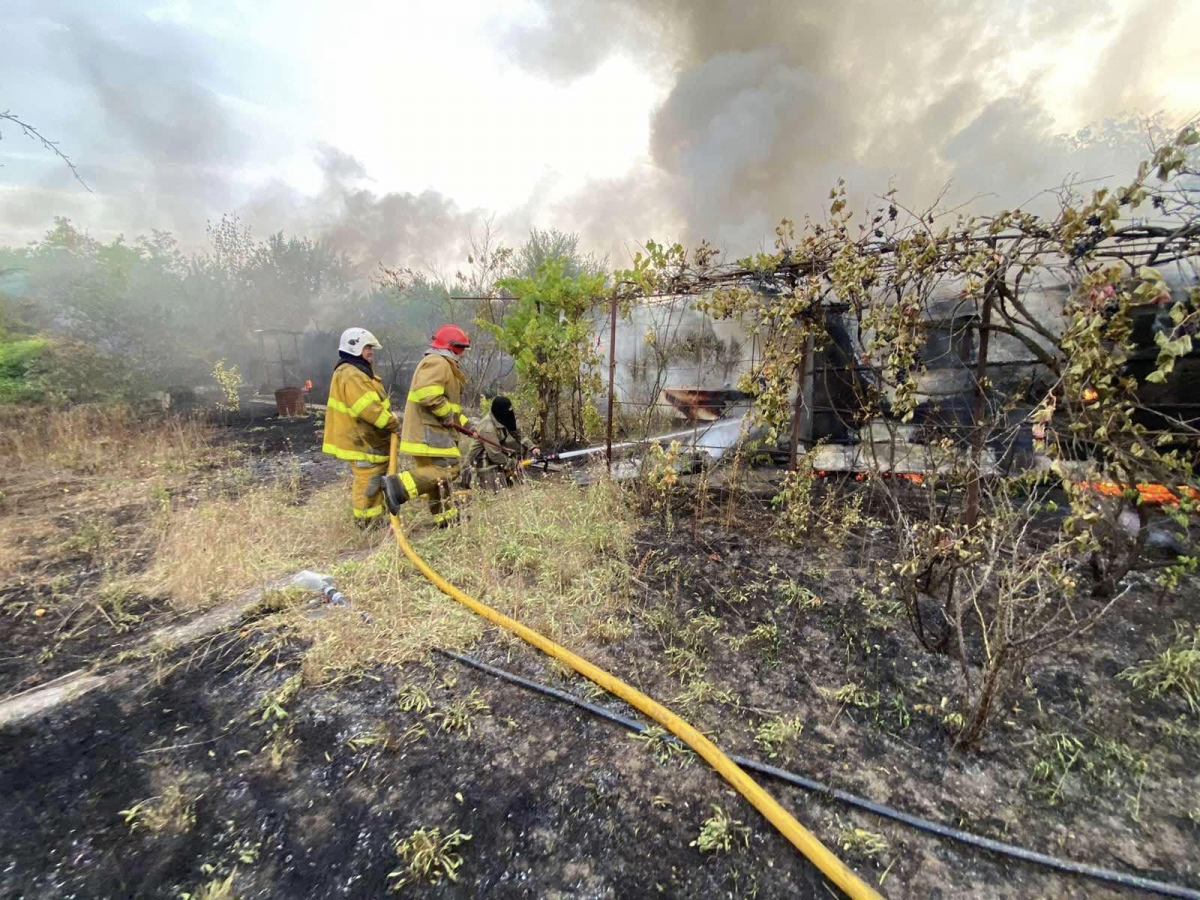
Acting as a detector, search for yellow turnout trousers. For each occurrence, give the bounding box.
[397,456,462,525]
[349,459,388,522]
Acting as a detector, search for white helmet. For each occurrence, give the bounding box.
[339,327,382,356]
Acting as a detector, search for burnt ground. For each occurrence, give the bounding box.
[602,487,1200,897]
[0,407,341,697]
[2,432,1199,899]
[1,636,839,900]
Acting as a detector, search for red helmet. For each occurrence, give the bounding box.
[431,324,470,355]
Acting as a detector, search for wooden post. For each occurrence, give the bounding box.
[606,292,618,471]
[787,339,811,470]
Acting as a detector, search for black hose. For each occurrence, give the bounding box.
[437,649,1200,900]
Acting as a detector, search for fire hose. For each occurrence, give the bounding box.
[387,433,882,900]
[438,649,1200,900]
[451,422,559,471]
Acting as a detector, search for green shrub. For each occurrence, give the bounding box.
[0,336,49,402]
[0,334,150,405]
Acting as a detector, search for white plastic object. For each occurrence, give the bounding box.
[292,570,333,592]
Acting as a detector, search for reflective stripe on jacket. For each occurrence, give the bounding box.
[400,350,468,457]
[322,361,398,463]
[468,410,532,471]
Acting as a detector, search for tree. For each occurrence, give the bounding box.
[614,124,1200,746]
[513,227,606,279]
[488,259,608,443]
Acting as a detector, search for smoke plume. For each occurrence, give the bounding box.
[513,0,1197,255]
[0,1,482,270]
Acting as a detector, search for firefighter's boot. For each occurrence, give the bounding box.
[378,473,414,516]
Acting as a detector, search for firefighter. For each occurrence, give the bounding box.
[466,396,540,489]
[321,327,398,525]
[380,324,471,527]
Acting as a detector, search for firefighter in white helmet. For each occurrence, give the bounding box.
[321,327,398,525]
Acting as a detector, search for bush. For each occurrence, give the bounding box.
[0,336,49,403]
[0,333,151,405]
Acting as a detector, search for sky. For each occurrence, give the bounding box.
[2,0,1198,270]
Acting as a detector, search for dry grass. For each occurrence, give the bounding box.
[278,478,636,682]
[0,404,214,475]
[0,523,34,577]
[145,471,365,608]
[0,405,224,583]
[118,775,202,835]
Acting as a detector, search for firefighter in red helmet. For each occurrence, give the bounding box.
[379,324,471,527]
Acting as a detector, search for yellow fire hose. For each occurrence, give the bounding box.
[387,435,882,900]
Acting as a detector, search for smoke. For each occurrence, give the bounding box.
[248,145,483,272]
[0,2,252,238]
[0,1,482,271]
[5,0,1195,269]
[512,0,1197,255]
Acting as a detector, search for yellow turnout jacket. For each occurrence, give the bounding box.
[400,350,469,457]
[322,358,398,464]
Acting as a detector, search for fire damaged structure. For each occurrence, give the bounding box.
[603,257,1198,477]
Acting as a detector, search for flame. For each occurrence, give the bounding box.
[303,379,313,391]
[1078,481,1199,505]
[1081,387,1099,403]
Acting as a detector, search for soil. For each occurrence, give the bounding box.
[3,426,1199,899]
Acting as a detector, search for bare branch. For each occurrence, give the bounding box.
[0,111,91,192]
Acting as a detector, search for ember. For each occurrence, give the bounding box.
[1078,481,1199,505]
[812,470,924,483]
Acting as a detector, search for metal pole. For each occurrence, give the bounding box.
[964,262,996,528]
[605,292,618,471]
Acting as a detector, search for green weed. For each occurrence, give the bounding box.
[430,689,490,737]
[257,673,302,727]
[397,684,433,713]
[118,783,197,835]
[837,821,889,858]
[388,827,471,889]
[181,871,237,900]
[828,682,879,709]
[1030,732,1150,807]
[777,579,822,609]
[1120,623,1200,714]
[691,804,750,854]
[753,716,804,760]
[96,579,142,632]
[633,726,693,768]
[66,517,117,563]
[346,728,395,753]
